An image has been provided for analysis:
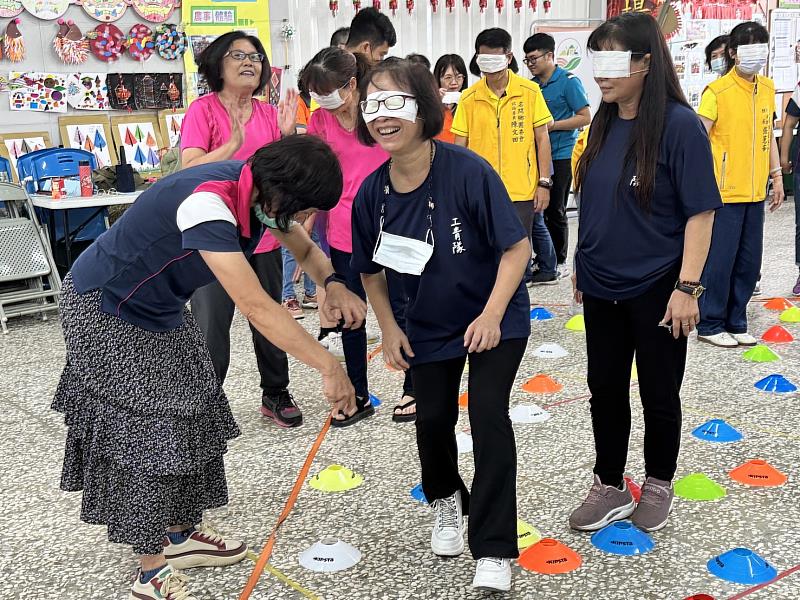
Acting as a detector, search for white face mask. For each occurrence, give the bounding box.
[710,56,727,75]
[309,81,351,111]
[476,53,509,74]
[373,229,434,276]
[442,91,462,104]
[736,43,768,75]
[362,90,418,124]
[591,50,649,78]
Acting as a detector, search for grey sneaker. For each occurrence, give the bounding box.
[569,474,636,531]
[631,477,674,532]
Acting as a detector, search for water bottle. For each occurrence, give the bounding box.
[79,160,93,197]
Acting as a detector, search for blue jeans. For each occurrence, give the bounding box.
[514,201,557,278]
[281,231,318,300]
[330,247,368,399]
[698,202,764,336]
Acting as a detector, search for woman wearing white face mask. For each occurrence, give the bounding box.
[351,58,531,592]
[696,22,785,349]
[299,47,389,427]
[705,35,729,77]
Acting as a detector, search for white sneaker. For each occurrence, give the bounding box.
[730,332,758,346]
[324,331,345,361]
[557,263,571,279]
[430,490,465,556]
[472,557,512,592]
[697,332,739,348]
[130,565,197,600]
[752,281,762,296]
[163,523,247,570]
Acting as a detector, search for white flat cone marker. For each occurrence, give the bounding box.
[533,343,569,359]
[298,538,362,573]
[456,431,473,454]
[510,403,551,424]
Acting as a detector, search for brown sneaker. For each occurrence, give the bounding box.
[569,475,636,531]
[631,477,674,532]
[163,523,248,569]
[282,297,304,319]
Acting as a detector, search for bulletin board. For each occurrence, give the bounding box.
[770,9,800,92]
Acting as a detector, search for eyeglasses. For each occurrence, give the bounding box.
[360,94,414,114]
[523,54,548,66]
[442,74,465,84]
[225,50,265,63]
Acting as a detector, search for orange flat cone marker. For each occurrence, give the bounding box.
[458,391,468,409]
[729,460,788,487]
[522,374,563,394]
[764,298,794,311]
[762,326,794,344]
[519,538,582,574]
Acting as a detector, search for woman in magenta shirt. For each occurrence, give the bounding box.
[301,47,389,426]
[180,31,304,428]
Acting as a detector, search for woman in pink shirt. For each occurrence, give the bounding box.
[180,31,304,428]
[301,47,389,427]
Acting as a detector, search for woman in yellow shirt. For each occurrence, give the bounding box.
[696,22,784,348]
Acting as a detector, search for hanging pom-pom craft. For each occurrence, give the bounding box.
[79,0,128,22]
[21,0,70,19]
[0,0,23,18]
[127,23,155,61]
[167,73,181,109]
[463,0,470,9]
[130,0,179,23]
[406,0,413,14]
[4,18,24,63]
[114,73,132,110]
[154,23,186,60]
[52,17,69,55]
[496,0,503,12]
[514,0,522,11]
[543,0,550,12]
[389,0,397,15]
[353,0,361,10]
[329,0,338,16]
[446,0,454,11]
[529,0,535,10]
[88,23,125,62]
[373,0,380,8]
[57,20,90,65]
[479,0,487,12]
[431,0,438,12]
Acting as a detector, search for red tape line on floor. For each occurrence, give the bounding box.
[726,563,800,600]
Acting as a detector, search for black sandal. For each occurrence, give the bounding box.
[392,397,417,423]
[331,395,375,428]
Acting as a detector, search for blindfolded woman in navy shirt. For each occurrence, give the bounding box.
[350,58,531,593]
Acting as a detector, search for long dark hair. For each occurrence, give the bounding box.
[433,54,469,92]
[299,47,371,95]
[469,28,519,77]
[725,22,769,73]
[575,12,688,211]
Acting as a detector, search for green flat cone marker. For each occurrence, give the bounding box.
[742,345,780,363]
[674,473,727,501]
[779,306,800,323]
[565,314,585,332]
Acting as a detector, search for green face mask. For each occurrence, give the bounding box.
[253,204,279,230]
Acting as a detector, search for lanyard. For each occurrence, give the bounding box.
[379,141,436,240]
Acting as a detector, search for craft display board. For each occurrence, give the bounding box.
[58,114,116,167]
[181,0,272,103]
[110,114,163,175]
[0,130,52,181]
[158,107,185,148]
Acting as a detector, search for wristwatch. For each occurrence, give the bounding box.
[538,177,553,189]
[324,273,347,289]
[675,280,705,298]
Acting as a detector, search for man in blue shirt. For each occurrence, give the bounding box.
[524,33,591,277]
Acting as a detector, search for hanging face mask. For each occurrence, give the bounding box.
[253,203,280,230]
[475,53,509,74]
[710,56,728,76]
[591,50,649,78]
[309,80,352,111]
[736,43,768,75]
[373,229,435,276]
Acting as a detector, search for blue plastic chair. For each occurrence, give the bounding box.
[0,156,11,181]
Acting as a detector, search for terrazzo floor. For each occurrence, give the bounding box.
[2,207,799,600]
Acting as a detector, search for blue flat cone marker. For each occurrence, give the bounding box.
[565,314,585,331]
[410,483,428,504]
[742,345,780,363]
[707,548,777,585]
[691,419,743,443]
[590,521,654,556]
[530,307,553,321]
[369,393,381,407]
[754,374,798,393]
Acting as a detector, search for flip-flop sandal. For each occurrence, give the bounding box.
[331,396,375,428]
[392,398,417,423]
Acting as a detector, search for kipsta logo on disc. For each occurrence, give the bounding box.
[557,38,581,72]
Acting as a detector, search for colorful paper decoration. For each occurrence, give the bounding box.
[8,72,66,113]
[0,0,23,18]
[65,73,110,111]
[128,23,155,61]
[55,20,90,65]
[88,23,125,62]
[133,73,182,110]
[79,0,128,22]
[110,73,134,110]
[20,0,70,19]
[4,18,24,63]
[154,23,186,60]
[131,0,178,22]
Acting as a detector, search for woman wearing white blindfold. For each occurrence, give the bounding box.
[571,12,721,535]
[696,21,784,350]
[351,58,531,593]
[299,47,390,428]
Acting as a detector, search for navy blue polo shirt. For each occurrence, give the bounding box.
[351,142,530,366]
[575,102,722,300]
[71,160,263,331]
[532,66,589,160]
[786,97,800,164]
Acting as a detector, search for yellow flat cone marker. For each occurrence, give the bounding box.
[742,345,780,363]
[309,465,364,492]
[517,519,542,550]
[565,314,585,332]
[779,306,800,323]
[631,360,638,381]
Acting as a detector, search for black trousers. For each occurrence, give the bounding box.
[411,338,526,559]
[544,159,572,265]
[191,249,289,393]
[386,269,413,397]
[583,269,687,486]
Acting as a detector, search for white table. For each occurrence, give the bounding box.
[30,191,142,268]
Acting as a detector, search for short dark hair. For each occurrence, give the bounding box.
[356,58,444,146]
[726,22,769,72]
[405,53,431,69]
[300,47,372,95]
[469,28,519,77]
[433,54,469,91]
[704,35,729,69]
[330,27,350,47]
[197,31,271,95]
[523,33,555,55]
[249,136,343,232]
[347,7,397,49]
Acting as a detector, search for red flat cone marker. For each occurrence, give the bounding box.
[519,538,582,574]
[458,391,468,409]
[729,459,787,487]
[522,374,563,394]
[764,297,794,311]
[762,326,794,344]
[624,476,642,503]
